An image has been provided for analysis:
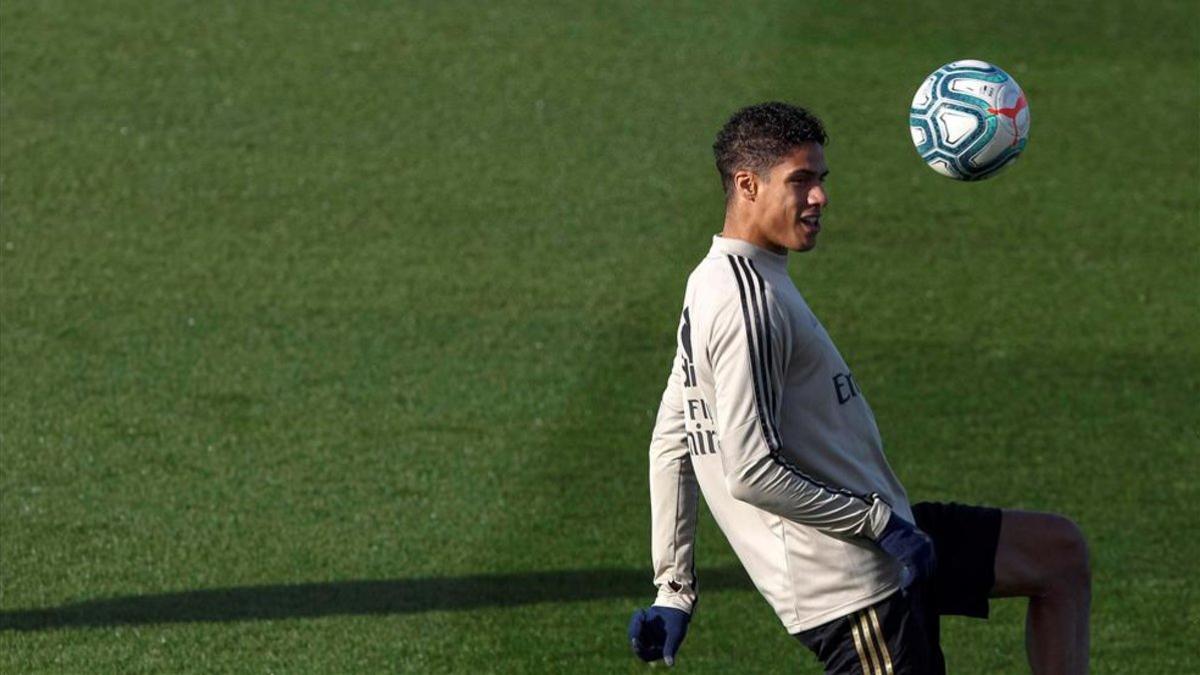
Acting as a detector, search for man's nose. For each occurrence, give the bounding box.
[809,184,829,208]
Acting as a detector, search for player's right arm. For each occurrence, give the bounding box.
[706,277,935,586]
[704,268,892,540]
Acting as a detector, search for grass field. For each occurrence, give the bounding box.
[2,1,1198,672]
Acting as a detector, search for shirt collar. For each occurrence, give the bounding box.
[708,235,789,273]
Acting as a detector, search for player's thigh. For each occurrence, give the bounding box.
[992,509,1090,598]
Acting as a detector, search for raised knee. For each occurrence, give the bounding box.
[996,510,1092,600]
[1043,515,1091,592]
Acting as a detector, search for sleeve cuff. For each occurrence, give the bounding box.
[865,497,893,540]
[653,590,695,615]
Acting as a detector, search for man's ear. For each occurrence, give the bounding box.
[733,170,757,202]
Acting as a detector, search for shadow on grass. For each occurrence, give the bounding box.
[0,566,752,632]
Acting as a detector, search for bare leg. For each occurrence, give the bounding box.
[991,510,1091,675]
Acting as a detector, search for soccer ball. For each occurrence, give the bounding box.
[909,60,1030,181]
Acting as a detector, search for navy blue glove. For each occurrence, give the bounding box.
[876,514,936,589]
[628,605,690,666]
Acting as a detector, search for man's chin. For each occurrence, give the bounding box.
[791,224,820,252]
[793,237,818,252]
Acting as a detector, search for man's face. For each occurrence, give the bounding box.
[749,142,830,253]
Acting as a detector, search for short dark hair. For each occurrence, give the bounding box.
[713,102,828,199]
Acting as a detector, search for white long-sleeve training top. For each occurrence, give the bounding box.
[648,235,913,633]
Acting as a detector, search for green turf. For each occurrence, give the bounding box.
[2,0,1197,672]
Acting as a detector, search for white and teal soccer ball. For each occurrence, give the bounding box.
[909,60,1030,181]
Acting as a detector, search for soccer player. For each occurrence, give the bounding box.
[628,102,1091,674]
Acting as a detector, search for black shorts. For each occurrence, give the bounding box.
[793,502,1002,675]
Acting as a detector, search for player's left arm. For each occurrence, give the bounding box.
[630,349,698,667]
[648,350,700,613]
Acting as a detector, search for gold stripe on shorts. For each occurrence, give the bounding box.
[848,612,879,675]
[856,611,885,675]
[867,607,895,675]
